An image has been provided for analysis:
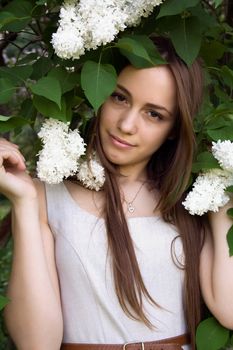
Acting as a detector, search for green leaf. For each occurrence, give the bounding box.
[0,116,28,132]
[81,61,117,112]
[207,127,233,141]
[0,66,33,85]
[18,53,39,65]
[200,41,225,66]
[214,85,229,102]
[0,78,16,103]
[31,57,53,80]
[212,0,223,8]
[190,4,217,30]
[196,317,229,350]
[0,116,11,121]
[226,186,233,193]
[157,0,200,18]
[0,11,18,30]
[227,208,233,219]
[0,295,10,311]
[30,77,62,109]
[48,67,80,94]
[220,66,233,90]
[33,95,71,122]
[116,35,166,68]
[192,152,220,173]
[19,99,37,120]
[170,16,202,65]
[36,0,47,4]
[4,0,33,16]
[206,117,232,130]
[227,225,233,257]
[2,0,33,31]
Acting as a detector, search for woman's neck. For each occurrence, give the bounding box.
[117,166,148,185]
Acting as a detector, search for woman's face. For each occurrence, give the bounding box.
[99,64,177,176]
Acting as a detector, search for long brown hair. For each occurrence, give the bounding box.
[87,36,206,349]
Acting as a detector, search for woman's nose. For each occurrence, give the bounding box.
[117,109,138,135]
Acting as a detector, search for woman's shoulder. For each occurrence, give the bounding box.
[64,179,82,194]
[32,179,66,219]
[64,180,104,217]
[32,179,104,217]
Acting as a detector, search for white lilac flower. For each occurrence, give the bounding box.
[38,117,69,140]
[51,0,164,60]
[37,118,86,184]
[51,1,86,59]
[79,0,127,49]
[124,0,164,26]
[77,156,105,191]
[37,144,77,184]
[182,169,233,216]
[51,26,85,59]
[212,140,233,172]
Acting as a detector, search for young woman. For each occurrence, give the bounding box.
[1,37,233,350]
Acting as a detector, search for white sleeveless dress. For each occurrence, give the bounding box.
[45,182,190,349]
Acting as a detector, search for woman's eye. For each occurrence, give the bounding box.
[147,110,163,120]
[111,92,127,103]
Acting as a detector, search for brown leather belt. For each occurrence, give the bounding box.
[61,333,190,350]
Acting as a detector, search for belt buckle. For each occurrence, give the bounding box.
[123,341,145,350]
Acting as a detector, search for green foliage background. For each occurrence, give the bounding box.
[0,0,232,349]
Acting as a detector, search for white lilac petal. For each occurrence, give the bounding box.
[51,1,86,59]
[59,1,77,24]
[79,0,127,48]
[77,157,105,191]
[182,169,233,216]
[37,146,77,184]
[124,0,164,26]
[208,168,233,187]
[64,130,86,158]
[52,0,165,59]
[51,26,85,59]
[37,118,86,184]
[212,140,233,172]
[37,145,79,184]
[38,118,69,142]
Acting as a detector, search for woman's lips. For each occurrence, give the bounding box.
[110,134,136,148]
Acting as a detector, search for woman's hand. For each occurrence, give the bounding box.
[0,138,37,204]
[1,139,64,348]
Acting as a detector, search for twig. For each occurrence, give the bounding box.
[0,32,17,52]
[202,0,218,16]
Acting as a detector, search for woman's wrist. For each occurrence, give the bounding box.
[11,196,39,217]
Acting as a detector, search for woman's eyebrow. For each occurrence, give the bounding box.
[116,84,131,96]
[116,84,172,117]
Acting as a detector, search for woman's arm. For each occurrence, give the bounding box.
[200,197,233,329]
[0,139,63,349]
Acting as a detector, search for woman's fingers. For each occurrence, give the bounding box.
[0,150,26,171]
[0,139,38,203]
[0,140,26,171]
[0,138,19,150]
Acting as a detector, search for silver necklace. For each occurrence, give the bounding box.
[122,181,146,213]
